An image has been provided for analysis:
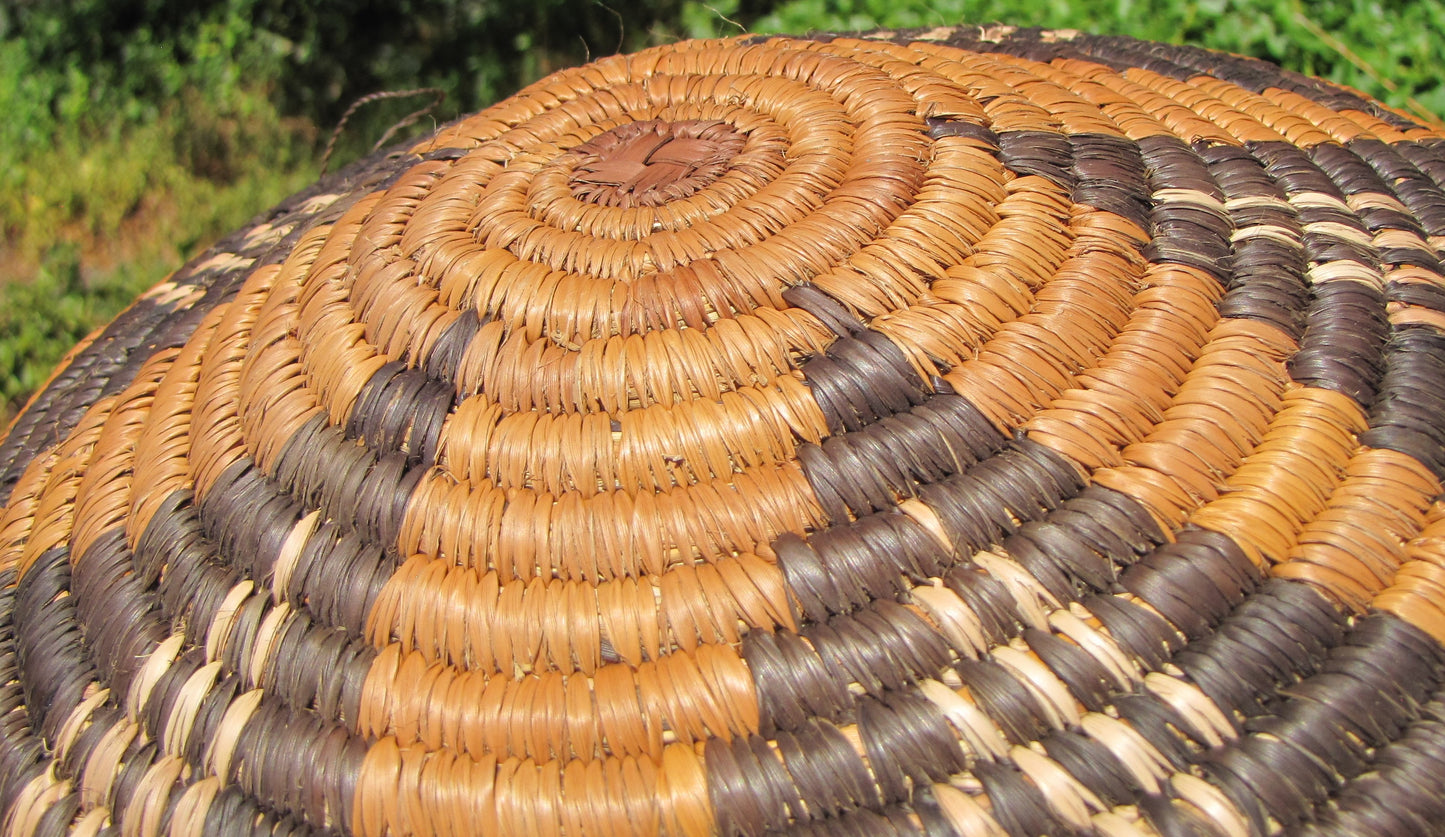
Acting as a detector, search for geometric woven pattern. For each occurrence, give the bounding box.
[3,24,1445,836]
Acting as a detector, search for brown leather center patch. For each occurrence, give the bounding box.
[568,119,746,208]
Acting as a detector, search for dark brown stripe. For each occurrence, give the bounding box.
[345,361,454,467]
[422,307,484,387]
[1199,142,1312,339]
[0,568,48,816]
[1202,613,1445,832]
[1039,728,1141,806]
[796,390,1003,524]
[0,299,177,493]
[139,490,242,645]
[857,692,968,803]
[1174,580,1346,725]
[1294,699,1445,836]
[138,480,383,706]
[1140,135,1234,283]
[13,549,92,744]
[705,734,805,835]
[1237,141,1392,404]
[229,693,366,829]
[997,130,1075,189]
[272,414,425,555]
[1313,142,1441,270]
[783,800,928,837]
[1397,138,1445,197]
[974,759,1069,837]
[1118,527,1262,641]
[203,783,329,837]
[1361,326,1445,480]
[800,330,929,434]
[773,718,883,820]
[70,529,167,698]
[1072,133,1153,233]
[915,440,1085,557]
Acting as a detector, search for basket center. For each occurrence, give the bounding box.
[568,119,745,208]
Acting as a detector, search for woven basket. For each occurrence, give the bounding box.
[3,24,1445,837]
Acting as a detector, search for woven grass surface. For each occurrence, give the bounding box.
[3,25,1445,837]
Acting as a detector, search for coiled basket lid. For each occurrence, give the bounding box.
[4,24,1445,837]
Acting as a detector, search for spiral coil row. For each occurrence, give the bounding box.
[2,24,1445,837]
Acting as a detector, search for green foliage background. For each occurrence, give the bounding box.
[1,0,1441,423]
